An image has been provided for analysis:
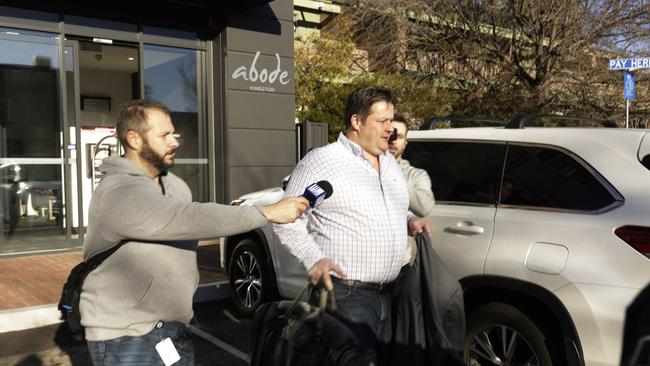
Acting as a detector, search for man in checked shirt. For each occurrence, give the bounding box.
[274,86,430,364]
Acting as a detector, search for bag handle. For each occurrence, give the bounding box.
[317,287,337,312]
[285,283,337,315]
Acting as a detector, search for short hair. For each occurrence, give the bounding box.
[393,112,408,131]
[116,99,170,148]
[344,86,395,129]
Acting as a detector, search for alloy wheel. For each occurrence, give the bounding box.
[231,250,262,309]
[468,324,540,366]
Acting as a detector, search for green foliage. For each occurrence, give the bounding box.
[300,82,354,142]
[294,19,355,134]
[296,35,463,138]
[351,72,461,127]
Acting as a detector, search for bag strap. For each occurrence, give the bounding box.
[317,288,337,311]
[85,240,127,271]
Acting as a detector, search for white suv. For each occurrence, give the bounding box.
[223,118,650,366]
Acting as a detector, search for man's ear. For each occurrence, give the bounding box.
[350,114,362,132]
[125,130,141,150]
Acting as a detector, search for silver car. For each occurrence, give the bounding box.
[223,119,650,366]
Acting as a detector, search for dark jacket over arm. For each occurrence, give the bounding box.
[391,232,466,365]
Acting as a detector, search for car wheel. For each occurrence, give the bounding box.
[465,303,553,366]
[228,238,275,316]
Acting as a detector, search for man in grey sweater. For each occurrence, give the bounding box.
[389,113,434,217]
[80,100,308,365]
[390,114,435,265]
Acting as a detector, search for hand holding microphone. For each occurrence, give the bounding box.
[302,180,333,208]
[261,180,333,224]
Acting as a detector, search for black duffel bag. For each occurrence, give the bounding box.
[250,287,372,366]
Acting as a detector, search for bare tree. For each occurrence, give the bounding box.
[342,0,650,120]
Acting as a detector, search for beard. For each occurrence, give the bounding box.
[139,138,174,173]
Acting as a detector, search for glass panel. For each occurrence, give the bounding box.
[405,141,507,204]
[76,42,139,228]
[503,146,615,210]
[144,45,208,201]
[0,27,65,247]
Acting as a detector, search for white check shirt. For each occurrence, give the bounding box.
[274,133,411,283]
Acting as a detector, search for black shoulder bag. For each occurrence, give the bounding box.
[58,240,126,335]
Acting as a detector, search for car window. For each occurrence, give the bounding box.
[405,141,507,205]
[641,155,650,171]
[503,145,616,211]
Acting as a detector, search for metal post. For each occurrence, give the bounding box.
[626,99,630,129]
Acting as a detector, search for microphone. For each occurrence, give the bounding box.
[303,180,333,208]
[388,128,398,144]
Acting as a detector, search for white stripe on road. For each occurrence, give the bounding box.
[188,325,250,363]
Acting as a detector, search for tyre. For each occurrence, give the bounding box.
[228,238,276,316]
[465,303,553,366]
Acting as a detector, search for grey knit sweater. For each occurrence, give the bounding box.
[80,156,267,341]
[398,158,435,217]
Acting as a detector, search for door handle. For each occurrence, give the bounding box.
[444,221,485,235]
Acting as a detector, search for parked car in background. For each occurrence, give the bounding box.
[222,116,650,366]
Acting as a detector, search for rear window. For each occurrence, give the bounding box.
[503,145,616,211]
[641,155,650,171]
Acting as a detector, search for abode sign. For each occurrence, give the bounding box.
[230,51,292,93]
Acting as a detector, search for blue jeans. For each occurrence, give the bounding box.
[87,321,194,366]
[310,283,392,365]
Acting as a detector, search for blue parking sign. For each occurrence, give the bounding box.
[624,71,636,100]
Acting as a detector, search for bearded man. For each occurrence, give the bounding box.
[80,100,308,366]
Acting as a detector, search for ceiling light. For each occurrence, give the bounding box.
[92,37,113,45]
[128,57,134,61]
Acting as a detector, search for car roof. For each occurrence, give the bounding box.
[407,127,650,206]
[409,127,648,159]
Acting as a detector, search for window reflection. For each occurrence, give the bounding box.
[144,44,207,201]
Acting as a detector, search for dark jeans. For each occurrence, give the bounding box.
[87,321,194,366]
[310,282,392,365]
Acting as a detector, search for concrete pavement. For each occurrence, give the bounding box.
[0,299,250,366]
[0,241,226,333]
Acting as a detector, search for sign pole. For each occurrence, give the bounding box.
[609,58,647,128]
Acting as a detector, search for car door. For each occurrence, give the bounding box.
[270,229,309,298]
[406,140,507,280]
[484,143,629,366]
[485,143,621,289]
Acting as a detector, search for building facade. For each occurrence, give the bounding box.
[0,0,296,254]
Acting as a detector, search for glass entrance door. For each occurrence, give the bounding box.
[65,37,139,234]
[0,28,205,255]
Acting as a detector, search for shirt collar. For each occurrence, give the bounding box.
[338,132,389,160]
